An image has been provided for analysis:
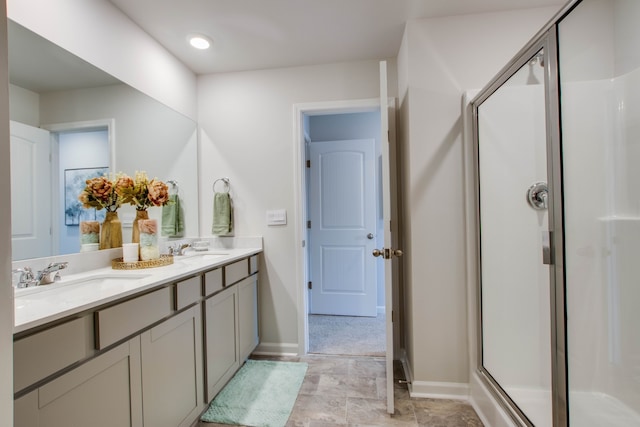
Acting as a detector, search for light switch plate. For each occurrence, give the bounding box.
[266,209,287,226]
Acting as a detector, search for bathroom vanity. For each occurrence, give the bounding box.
[12,246,261,427]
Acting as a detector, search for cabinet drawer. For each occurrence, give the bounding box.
[249,255,259,274]
[225,259,248,286]
[14,316,92,393]
[175,276,201,310]
[204,268,223,296]
[95,287,172,350]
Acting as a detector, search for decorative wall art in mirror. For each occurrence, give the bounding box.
[63,167,108,226]
[8,19,199,260]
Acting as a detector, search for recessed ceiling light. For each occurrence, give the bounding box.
[189,35,211,50]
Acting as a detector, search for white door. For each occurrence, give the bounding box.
[308,138,377,317]
[10,121,52,260]
[379,60,401,414]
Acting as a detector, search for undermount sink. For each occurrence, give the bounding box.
[177,252,229,264]
[63,274,151,287]
[15,273,151,297]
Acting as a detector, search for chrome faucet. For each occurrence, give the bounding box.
[12,267,38,288]
[35,262,69,285]
[168,243,191,256]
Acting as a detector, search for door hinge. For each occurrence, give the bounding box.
[307,220,311,229]
[308,281,312,290]
[306,160,311,168]
[392,310,394,322]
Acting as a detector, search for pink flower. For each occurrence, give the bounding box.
[138,219,157,235]
[147,179,169,206]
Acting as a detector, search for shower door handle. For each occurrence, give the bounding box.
[542,231,552,265]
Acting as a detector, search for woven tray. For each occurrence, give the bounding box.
[112,254,174,270]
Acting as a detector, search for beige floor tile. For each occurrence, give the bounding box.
[288,394,348,425]
[307,422,349,427]
[316,375,379,399]
[302,356,350,376]
[347,397,417,426]
[376,377,387,400]
[299,374,321,395]
[348,358,386,378]
[412,398,483,427]
[200,355,482,427]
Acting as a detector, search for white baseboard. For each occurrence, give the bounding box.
[398,348,470,401]
[253,342,299,356]
[409,380,470,400]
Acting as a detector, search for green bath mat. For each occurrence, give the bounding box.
[201,360,308,427]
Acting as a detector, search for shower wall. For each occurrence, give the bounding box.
[559,0,640,424]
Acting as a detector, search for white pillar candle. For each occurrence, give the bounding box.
[122,243,139,263]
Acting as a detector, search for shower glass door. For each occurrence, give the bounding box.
[558,0,640,425]
[475,45,553,426]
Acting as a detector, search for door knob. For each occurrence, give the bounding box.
[527,182,548,210]
[367,233,374,240]
[372,248,404,259]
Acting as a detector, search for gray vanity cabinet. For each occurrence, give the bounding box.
[13,252,261,426]
[140,304,204,427]
[14,337,143,427]
[203,256,260,402]
[204,281,240,401]
[238,274,259,362]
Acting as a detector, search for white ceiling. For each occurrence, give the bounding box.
[108,0,567,75]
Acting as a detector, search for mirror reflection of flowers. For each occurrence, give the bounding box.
[117,171,170,210]
[78,173,125,212]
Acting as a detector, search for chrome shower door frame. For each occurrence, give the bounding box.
[471,14,571,427]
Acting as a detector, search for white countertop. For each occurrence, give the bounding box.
[14,247,262,334]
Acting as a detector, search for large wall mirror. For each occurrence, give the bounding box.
[8,19,199,261]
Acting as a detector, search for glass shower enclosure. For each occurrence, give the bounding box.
[471,0,640,425]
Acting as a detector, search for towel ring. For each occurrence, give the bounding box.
[213,177,230,193]
[167,180,179,195]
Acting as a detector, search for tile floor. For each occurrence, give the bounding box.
[199,354,484,427]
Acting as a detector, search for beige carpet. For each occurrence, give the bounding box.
[308,313,386,356]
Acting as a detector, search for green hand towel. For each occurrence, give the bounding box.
[161,194,184,237]
[212,192,233,235]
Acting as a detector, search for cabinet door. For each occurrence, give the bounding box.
[140,305,204,427]
[204,286,239,402]
[238,275,259,362]
[14,337,143,427]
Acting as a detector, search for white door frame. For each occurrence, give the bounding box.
[42,119,115,252]
[293,98,380,355]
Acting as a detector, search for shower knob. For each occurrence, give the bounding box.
[527,182,548,210]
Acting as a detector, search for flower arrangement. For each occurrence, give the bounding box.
[79,171,170,212]
[117,171,170,210]
[79,173,127,212]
